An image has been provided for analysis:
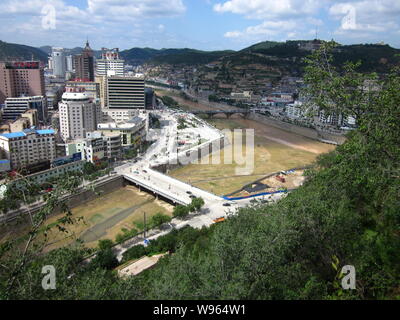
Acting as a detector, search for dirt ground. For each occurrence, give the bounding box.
[169,118,334,195]
[0,186,173,252]
[231,170,306,198]
[157,90,335,195]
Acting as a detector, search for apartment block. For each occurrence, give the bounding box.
[0,129,56,170]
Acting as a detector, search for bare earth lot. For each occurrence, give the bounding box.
[169,118,335,196]
[0,186,173,252]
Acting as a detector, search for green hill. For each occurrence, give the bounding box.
[0,40,48,62]
[221,40,400,75]
[120,47,235,65]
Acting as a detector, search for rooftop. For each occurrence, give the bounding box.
[0,128,55,139]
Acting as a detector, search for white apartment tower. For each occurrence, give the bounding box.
[59,87,99,141]
[52,47,66,78]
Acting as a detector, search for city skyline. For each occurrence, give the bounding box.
[0,0,399,51]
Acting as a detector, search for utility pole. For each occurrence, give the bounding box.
[143,212,147,240]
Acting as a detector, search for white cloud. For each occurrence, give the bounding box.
[214,0,321,19]
[87,0,186,19]
[0,0,186,49]
[329,0,400,41]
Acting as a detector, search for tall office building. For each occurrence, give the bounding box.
[106,75,145,109]
[96,48,125,77]
[58,87,100,141]
[3,96,47,122]
[51,47,66,78]
[73,41,94,81]
[0,61,46,104]
[66,55,74,72]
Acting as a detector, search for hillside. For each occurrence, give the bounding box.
[38,46,102,58]
[120,47,235,65]
[222,40,400,74]
[0,40,48,62]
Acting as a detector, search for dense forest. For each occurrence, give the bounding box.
[0,43,399,300]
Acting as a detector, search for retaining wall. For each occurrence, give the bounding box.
[248,113,347,145]
[152,135,228,174]
[0,175,126,224]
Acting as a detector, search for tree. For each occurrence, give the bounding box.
[150,213,172,227]
[98,239,114,251]
[191,197,205,211]
[0,172,84,299]
[83,162,97,175]
[302,40,382,124]
[173,205,190,219]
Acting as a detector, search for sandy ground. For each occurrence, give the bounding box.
[157,90,335,155]
[231,170,306,197]
[0,186,174,252]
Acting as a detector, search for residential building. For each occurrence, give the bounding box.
[286,102,303,119]
[73,41,95,82]
[0,129,56,170]
[0,159,11,173]
[106,75,145,109]
[0,61,46,104]
[87,131,121,160]
[51,47,66,78]
[96,48,124,77]
[58,87,100,141]
[9,117,30,133]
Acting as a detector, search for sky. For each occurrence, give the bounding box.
[0,0,399,51]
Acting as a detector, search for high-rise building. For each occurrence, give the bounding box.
[96,48,125,77]
[145,88,156,110]
[0,128,56,170]
[3,96,47,122]
[58,87,100,141]
[106,75,145,109]
[73,41,95,81]
[0,61,46,104]
[66,80,100,101]
[51,47,66,78]
[66,55,74,72]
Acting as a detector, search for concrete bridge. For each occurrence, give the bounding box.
[190,109,264,119]
[118,166,223,208]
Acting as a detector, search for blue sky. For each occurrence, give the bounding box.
[0,0,399,51]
